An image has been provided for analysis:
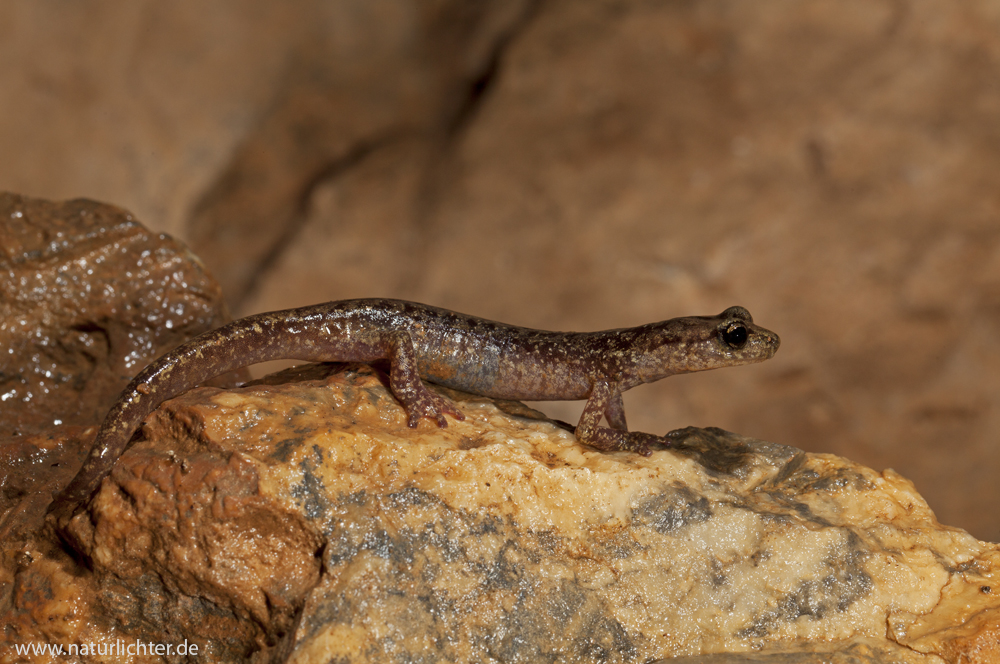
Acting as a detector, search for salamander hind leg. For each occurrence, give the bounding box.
[386,331,465,428]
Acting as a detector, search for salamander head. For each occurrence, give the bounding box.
[633,305,780,384]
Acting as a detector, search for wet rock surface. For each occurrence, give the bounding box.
[0,192,232,436]
[0,193,235,551]
[0,197,238,662]
[4,363,997,663]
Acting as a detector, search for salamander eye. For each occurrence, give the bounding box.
[722,323,748,349]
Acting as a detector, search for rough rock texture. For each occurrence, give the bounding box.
[0,193,235,577]
[4,364,998,663]
[0,192,232,436]
[1,1,997,541]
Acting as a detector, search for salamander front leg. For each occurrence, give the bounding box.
[386,331,465,428]
[575,379,659,456]
[604,382,628,431]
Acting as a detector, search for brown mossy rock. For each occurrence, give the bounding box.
[14,364,995,663]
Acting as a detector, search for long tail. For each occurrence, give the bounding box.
[48,311,317,515]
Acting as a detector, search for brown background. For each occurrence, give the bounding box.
[2,0,999,541]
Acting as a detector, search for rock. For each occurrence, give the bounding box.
[0,192,232,436]
[6,363,994,663]
[0,192,234,553]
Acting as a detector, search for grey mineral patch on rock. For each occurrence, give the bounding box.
[634,485,714,534]
[668,427,804,481]
[300,487,637,663]
[737,536,873,639]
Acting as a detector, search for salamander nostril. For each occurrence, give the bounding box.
[722,324,748,348]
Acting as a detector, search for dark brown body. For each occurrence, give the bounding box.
[50,299,780,514]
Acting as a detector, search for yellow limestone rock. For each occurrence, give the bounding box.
[52,364,1000,663]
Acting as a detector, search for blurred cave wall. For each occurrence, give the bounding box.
[2,0,1000,540]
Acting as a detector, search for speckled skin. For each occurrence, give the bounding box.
[50,299,779,514]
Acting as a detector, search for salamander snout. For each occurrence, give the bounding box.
[714,307,780,363]
[617,306,781,382]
